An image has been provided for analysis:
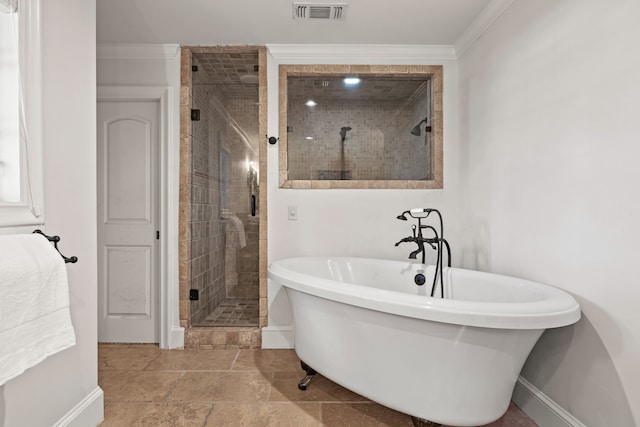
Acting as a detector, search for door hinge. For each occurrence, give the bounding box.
[156,230,160,240]
[191,109,200,121]
[189,289,199,300]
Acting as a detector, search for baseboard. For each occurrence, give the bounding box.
[169,325,185,349]
[53,386,104,427]
[513,376,585,427]
[261,326,294,349]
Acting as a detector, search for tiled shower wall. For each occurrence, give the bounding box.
[179,49,194,330]
[187,57,228,326]
[287,97,429,181]
[224,99,259,299]
[227,214,259,298]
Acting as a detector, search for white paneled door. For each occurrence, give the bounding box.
[97,100,160,343]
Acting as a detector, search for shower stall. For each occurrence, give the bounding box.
[179,47,262,337]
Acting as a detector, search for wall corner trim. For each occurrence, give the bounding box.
[513,376,586,427]
[266,44,456,63]
[453,0,515,58]
[53,387,104,427]
[97,43,180,59]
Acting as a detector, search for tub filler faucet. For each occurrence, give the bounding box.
[395,209,451,298]
[395,224,438,262]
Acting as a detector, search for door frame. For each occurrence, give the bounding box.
[97,85,183,348]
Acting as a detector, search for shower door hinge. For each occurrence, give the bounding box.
[156,230,160,240]
[189,289,199,301]
[191,109,201,121]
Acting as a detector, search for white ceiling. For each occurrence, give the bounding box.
[96,0,493,46]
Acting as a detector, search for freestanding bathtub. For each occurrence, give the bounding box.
[268,256,580,427]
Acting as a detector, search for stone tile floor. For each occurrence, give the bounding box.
[99,344,537,426]
[195,299,259,327]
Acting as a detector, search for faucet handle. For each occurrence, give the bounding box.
[421,237,438,250]
[394,236,416,246]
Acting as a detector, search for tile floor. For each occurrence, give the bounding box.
[195,299,260,327]
[99,344,537,426]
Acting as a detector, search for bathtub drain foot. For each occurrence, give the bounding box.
[411,417,441,427]
[298,361,317,390]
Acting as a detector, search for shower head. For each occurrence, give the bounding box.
[339,126,352,141]
[410,118,429,136]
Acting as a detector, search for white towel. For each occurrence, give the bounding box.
[227,216,247,249]
[0,233,76,386]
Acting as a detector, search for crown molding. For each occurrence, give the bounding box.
[266,44,456,63]
[454,0,515,58]
[97,43,180,59]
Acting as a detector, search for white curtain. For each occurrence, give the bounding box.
[0,0,17,13]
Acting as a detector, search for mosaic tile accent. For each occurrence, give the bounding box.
[286,98,431,181]
[192,51,259,100]
[288,75,426,102]
[195,298,259,327]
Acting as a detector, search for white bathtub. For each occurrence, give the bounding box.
[268,256,581,426]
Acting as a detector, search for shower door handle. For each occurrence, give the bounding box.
[251,195,256,217]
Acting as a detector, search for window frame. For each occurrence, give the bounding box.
[0,0,43,229]
[278,64,444,189]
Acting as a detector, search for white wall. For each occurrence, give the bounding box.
[264,46,462,345]
[457,0,639,425]
[0,0,103,426]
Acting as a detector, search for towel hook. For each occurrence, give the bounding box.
[33,230,78,264]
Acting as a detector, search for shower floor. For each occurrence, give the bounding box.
[198,298,259,327]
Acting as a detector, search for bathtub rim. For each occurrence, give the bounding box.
[268,256,581,330]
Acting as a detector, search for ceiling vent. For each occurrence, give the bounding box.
[292,2,348,20]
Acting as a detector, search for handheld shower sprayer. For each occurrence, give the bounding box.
[396,210,410,221]
[397,208,435,220]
